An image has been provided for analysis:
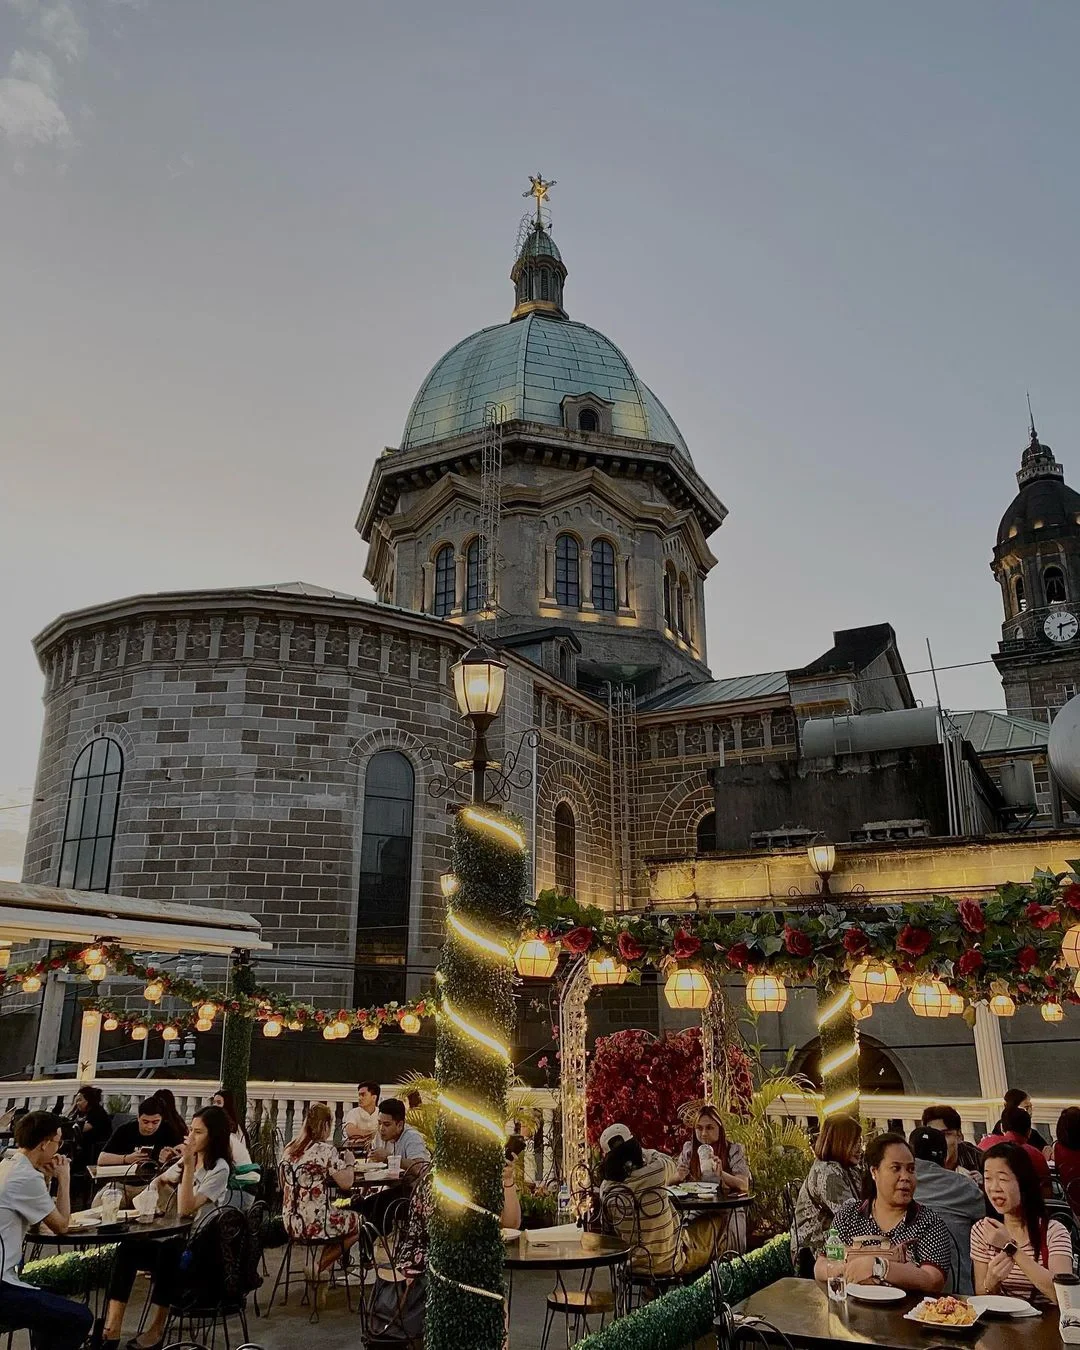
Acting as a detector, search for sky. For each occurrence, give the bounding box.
[2,0,1079,867]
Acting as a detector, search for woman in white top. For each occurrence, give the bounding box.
[212,1089,251,1166]
[100,1106,234,1350]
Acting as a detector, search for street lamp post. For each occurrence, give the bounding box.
[451,643,508,804]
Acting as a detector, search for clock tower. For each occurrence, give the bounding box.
[992,416,1080,721]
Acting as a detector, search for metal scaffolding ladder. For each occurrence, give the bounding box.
[478,402,506,633]
[607,683,639,911]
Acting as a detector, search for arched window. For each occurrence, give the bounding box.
[558,644,572,683]
[555,534,580,607]
[1046,566,1067,605]
[1014,575,1027,614]
[58,737,123,891]
[540,269,550,300]
[465,538,481,612]
[355,751,414,1006]
[676,573,688,637]
[554,802,576,894]
[591,539,617,612]
[578,408,599,433]
[433,544,455,617]
[696,811,717,853]
[663,566,673,629]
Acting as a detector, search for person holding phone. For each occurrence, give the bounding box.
[98,1097,182,1167]
[973,1143,1072,1303]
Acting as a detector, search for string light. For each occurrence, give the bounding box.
[459,807,525,851]
[143,980,164,1004]
[161,1024,179,1041]
[400,1012,421,1035]
[817,985,851,1027]
[362,1023,379,1041]
[195,1017,213,1032]
[322,1025,336,1041]
[824,1088,860,1117]
[440,873,460,899]
[81,946,104,967]
[441,996,510,1061]
[131,1025,148,1041]
[1042,1002,1065,1024]
[197,1002,219,1022]
[439,1093,506,1144]
[447,912,511,959]
[85,962,107,982]
[21,974,41,994]
[820,1043,859,1077]
[262,1018,283,1038]
[433,1173,500,1221]
[103,1015,119,1032]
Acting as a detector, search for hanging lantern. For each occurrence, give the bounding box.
[103,1015,119,1032]
[81,946,105,967]
[851,998,873,1022]
[849,959,901,1006]
[195,1017,213,1032]
[362,1023,380,1042]
[588,955,629,987]
[196,1002,218,1022]
[0,947,9,972]
[1042,1002,1065,1024]
[440,873,460,899]
[664,967,712,1010]
[322,1024,336,1041]
[21,974,42,994]
[909,977,951,1018]
[82,1009,101,1029]
[990,993,1016,1018]
[947,991,965,1016]
[1063,924,1080,969]
[143,979,164,1004]
[400,1012,422,1035]
[262,1018,283,1038]
[85,962,108,982]
[131,1024,149,1041]
[515,937,559,979]
[745,973,788,1014]
[286,1019,303,1032]
[332,1018,351,1039]
[161,1024,179,1041]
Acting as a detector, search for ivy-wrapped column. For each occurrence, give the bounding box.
[816,976,860,1119]
[427,807,528,1350]
[221,952,256,1123]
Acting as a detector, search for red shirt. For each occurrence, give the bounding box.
[1054,1142,1080,1210]
[979,1131,1051,1183]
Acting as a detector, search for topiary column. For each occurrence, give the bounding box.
[426,806,528,1350]
[221,951,256,1123]
[816,975,860,1119]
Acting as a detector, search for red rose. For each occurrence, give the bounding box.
[1026,903,1060,930]
[561,926,594,954]
[617,931,645,962]
[1017,945,1039,973]
[843,928,870,956]
[1063,884,1080,913]
[784,926,813,958]
[957,900,985,935]
[897,925,932,957]
[727,942,752,971]
[672,928,701,960]
[1046,974,1059,990]
[956,950,983,976]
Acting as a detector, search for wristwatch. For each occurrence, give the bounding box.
[872,1255,889,1281]
[1003,1242,1018,1259]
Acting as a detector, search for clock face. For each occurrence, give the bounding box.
[1044,610,1079,643]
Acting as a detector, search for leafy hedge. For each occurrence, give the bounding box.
[22,1244,119,1297]
[576,1234,793,1350]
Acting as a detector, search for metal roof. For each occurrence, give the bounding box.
[643,671,790,712]
[255,582,366,602]
[400,313,690,460]
[948,710,1049,755]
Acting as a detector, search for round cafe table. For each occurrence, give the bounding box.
[667,1185,754,1264]
[503,1231,630,1342]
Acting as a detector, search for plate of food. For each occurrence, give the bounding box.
[501,1228,522,1241]
[68,1212,101,1229]
[904,1296,982,1333]
[846,1283,906,1303]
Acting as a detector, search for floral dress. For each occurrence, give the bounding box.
[282,1141,359,1241]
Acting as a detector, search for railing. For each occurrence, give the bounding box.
[763,1091,1070,1145]
[0,1078,563,1183]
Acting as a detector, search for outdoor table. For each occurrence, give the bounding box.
[734,1276,1064,1349]
[503,1231,630,1339]
[667,1185,754,1265]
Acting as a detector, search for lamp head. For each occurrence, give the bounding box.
[807,837,836,879]
[452,642,507,723]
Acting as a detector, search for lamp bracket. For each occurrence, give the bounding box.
[422,727,540,804]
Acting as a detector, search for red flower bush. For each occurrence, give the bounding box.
[726,942,752,970]
[617,931,645,962]
[672,928,701,960]
[897,925,932,957]
[1026,903,1060,931]
[1064,884,1080,913]
[957,900,985,935]
[784,926,813,958]
[1017,945,1040,973]
[842,928,870,956]
[956,949,984,976]
[561,926,595,954]
[585,1027,752,1155]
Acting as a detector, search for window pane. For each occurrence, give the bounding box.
[90,841,112,891]
[434,546,455,616]
[555,536,580,607]
[592,541,616,612]
[88,738,108,776]
[554,803,576,894]
[73,844,94,891]
[59,841,78,888]
[465,540,481,611]
[72,745,92,780]
[355,751,415,1006]
[58,737,123,893]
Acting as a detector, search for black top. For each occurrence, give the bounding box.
[991,1119,1048,1151]
[102,1118,182,1161]
[69,1106,113,1168]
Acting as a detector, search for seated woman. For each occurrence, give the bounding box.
[67,1085,112,1169]
[99,1105,233,1350]
[1050,1107,1080,1214]
[599,1135,682,1280]
[211,1089,251,1166]
[281,1103,359,1271]
[673,1105,751,1265]
[792,1114,862,1271]
[972,1142,1072,1303]
[814,1132,949,1295]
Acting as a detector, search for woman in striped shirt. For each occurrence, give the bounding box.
[972,1143,1072,1303]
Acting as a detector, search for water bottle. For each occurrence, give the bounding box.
[825,1227,847,1307]
[557,1181,570,1223]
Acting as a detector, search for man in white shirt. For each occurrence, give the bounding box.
[0,1110,94,1350]
[343,1082,381,1147]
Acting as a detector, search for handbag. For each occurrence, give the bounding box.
[367,1268,426,1345]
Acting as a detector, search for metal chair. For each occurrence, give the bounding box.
[159,1207,259,1350]
[709,1259,738,1350]
[265,1159,358,1321]
[600,1183,684,1309]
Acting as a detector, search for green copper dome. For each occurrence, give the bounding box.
[400,312,691,460]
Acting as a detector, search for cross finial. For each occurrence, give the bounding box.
[523,173,556,224]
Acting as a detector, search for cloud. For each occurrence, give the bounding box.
[35,1,87,63]
[0,0,91,166]
[9,47,58,95]
[0,62,73,165]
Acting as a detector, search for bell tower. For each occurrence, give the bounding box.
[992,412,1080,721]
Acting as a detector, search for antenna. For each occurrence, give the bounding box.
[1027,390,1037,441]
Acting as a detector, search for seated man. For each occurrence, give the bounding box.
[921,1106,982,1178]
[978,1107,1052,1197]
[0,1111,93,1350]
[98,1096,182,1169]
[368,1099,430,1168]
[908,1126,984,1294]
[343,1082,381,1149]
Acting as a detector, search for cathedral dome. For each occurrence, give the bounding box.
[400,313,690,461]
[996,427,1080,547]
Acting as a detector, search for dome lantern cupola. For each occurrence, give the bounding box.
[1017,413,1064,488]
[511,174,568,321]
